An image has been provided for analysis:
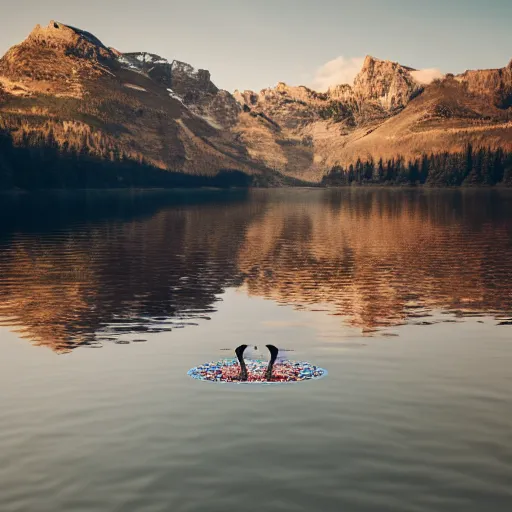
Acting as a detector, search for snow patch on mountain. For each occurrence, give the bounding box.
[171,61,199,77]
[117,52,171,71]
[117,55,138,69]
[168,88,186,106]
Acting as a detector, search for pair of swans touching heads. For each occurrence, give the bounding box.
[186,345,326,383]
[235,344,279,381]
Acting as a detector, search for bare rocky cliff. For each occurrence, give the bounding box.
[456,60,512,109]
[352,55,422,111]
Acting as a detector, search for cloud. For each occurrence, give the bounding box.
[310,56,365,91]
[410,68,444,84]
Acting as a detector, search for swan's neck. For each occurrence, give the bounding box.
[235,345,248,382]
[239,359,248,381]
[265,345,279,380]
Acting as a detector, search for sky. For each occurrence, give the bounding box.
[1,0,511,92]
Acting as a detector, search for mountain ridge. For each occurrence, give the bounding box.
[0,20,511,188]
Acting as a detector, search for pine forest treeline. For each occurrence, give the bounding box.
[322,146,512,187]
[0,126,251,190]
[1,122,512,189]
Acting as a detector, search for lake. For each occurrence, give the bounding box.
[0,188,511,512]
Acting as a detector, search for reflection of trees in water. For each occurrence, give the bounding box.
[1,189,511,352]
[0,190,261,352]
[238,189,512,330]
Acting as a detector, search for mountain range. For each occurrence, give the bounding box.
[0,20,511,188]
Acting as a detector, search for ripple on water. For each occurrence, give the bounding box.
[0,189,512,511]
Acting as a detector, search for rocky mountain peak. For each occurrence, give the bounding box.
[118,52,173,87]
[360,54,378,70]
[117,51,218,99]
[272,82,326,102]
[0,20,116,87]
[169,60,218,98]
[456,59,512,109]
[360,54,415,73]
[352,55,422,111]
[26,21,114,61]
[233,89,259,108]
[327,83,354,101]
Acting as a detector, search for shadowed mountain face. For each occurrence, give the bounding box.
[0,189,511,353]
[0,21,511,186]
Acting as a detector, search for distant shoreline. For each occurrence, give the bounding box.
[1,184,511,194]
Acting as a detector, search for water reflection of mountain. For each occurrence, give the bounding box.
[1,189,511,353]
[0,190,260,352]
[238,189,512,330]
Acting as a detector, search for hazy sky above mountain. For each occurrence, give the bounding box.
[1,0,511,92]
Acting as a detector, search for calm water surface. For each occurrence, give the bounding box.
[0,188,511,512]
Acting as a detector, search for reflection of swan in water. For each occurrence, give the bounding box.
[235,344,278,381]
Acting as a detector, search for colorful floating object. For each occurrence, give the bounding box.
[187,345,327,384]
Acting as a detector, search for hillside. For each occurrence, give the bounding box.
[0,21,511,188]
[0,21,275,188]
[234,56,512,181]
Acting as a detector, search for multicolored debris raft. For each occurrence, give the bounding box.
[187,359,327,383]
